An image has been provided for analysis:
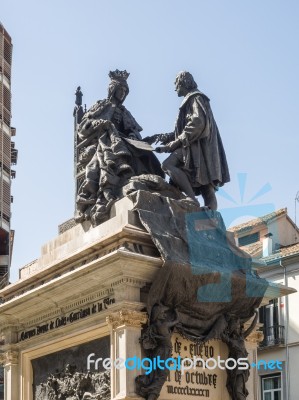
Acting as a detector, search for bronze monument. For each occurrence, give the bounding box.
[73,70,267,400]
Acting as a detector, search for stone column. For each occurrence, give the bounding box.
[245,327,264,400]
[107,310,147,400]
[0,319,20,400]
[0,348,19,400]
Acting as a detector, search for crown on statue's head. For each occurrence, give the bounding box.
[109,69,130,83]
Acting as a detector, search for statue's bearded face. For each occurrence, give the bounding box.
[174,71,197,97]
[174,76,187,97]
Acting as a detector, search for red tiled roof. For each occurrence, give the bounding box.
[240,241,263,257]
[228,208,287,233]
[263,242,299,262]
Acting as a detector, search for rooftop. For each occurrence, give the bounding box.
[240,241,263,257]
[238,235,299,263]
[263,242,299,262]
[228,208,287,233]
[0,22,11,42]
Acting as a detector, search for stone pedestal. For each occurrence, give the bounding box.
[0,197,160,400]
[0,195,292,400]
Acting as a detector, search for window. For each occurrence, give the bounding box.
[262,375,282,400]
[259,299,285,347]
[238,231,260,246]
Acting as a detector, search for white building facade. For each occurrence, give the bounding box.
[229,208,299,400]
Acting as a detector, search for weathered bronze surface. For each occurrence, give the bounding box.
[74,70,164,225]
[145,71,230,209]
[131,185,267,400]
[35,368,110,400]
[33,337,110,400]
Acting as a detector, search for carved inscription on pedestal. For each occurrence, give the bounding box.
[160,336,230,400]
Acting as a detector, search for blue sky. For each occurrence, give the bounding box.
[2,0,299,282]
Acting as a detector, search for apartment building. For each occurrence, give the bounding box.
[0,22,17,289]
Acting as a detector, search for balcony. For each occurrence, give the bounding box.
[11,142,18,165]
[259,325,285,348]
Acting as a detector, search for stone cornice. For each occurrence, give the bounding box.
[108,277,148,289]
[106,310,148,329]
[0,250,161,321]
[19,288,114,329]
[0,223,158,301]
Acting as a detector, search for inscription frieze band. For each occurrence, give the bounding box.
[19,297,115,341]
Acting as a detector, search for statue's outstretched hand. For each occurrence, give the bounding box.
[159,133,172,145]
[155,146,169,153]
[143,133,173,145]
[143,134,160,144]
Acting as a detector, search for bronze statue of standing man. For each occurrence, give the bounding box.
[145,71,230,209]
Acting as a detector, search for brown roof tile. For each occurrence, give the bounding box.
[263,242,299,261]
[240,241,263,257]
[228,208,287,233]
